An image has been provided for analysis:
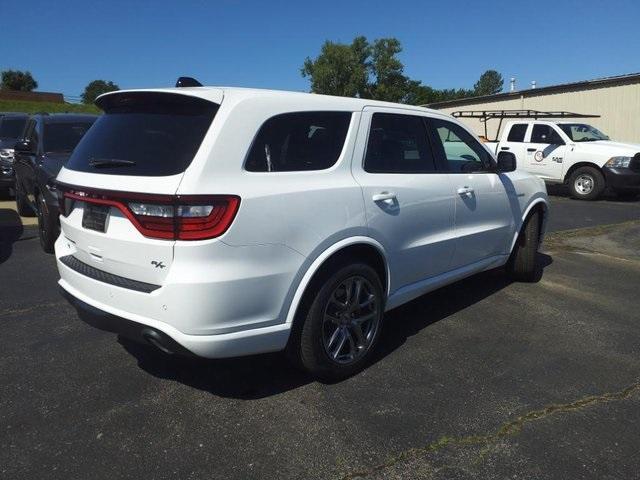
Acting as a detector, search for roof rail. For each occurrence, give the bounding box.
[451,109,600,141]
[452,109,599,120]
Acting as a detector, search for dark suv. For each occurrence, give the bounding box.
[0,113,29,196]
[14,114,97,252]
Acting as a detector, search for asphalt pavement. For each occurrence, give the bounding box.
[1,194,639,480]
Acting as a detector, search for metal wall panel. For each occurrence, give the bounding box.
[435,83,640,143]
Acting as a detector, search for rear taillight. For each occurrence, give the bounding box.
[59,185,240,241]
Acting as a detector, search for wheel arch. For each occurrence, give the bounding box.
[284,237,390,327]
[508,198,548,255]
[563,161,603,184]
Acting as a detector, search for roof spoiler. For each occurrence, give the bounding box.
[175,76,203,88]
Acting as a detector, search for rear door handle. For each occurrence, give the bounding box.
[527,148,536,152]
[457,186,474,196]
[372,192,397,202]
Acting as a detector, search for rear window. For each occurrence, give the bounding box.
[507,124,527,142]
[245,111,351,172]
[0,117,27,139]
[43,121,95,153]
[65,93,218,176]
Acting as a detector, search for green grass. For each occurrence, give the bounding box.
[0,99,100,114]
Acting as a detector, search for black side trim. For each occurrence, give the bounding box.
[59,255,161,293]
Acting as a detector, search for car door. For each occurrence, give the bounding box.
[498,123,529,167]
[351,108,456,293]
[427,117,515,270]
[524,123,568,181]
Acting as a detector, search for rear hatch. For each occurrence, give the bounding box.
[56,90,225,286]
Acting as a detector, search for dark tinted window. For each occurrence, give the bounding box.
[0,117,27,139]
[66,93,218,176]
[507,123,528,142]
[364,113,436,173]
[23,119,38,144]
[44,121,95,153]
[530,124,564,144]
[430,118,492,173]
[245,112,351,172]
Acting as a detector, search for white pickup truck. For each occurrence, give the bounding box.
[484,120,640,200]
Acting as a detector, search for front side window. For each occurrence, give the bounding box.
[23,119,37,145]
[430,119,492,173]
[530,124,564,144]
[558,123,609,142]
[507,123,528,142]
[44,121,95,153]
[363,113,436,173]
[245,112,351,172]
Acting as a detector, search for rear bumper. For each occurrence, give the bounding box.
[603,166,640,191]
[60,286,195,356]
[59,279,292,359]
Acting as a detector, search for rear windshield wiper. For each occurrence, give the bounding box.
[88,158,137,168]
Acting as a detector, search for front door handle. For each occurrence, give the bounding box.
[457,186,474,196]
[500,146,510,151]
[527,148,537,152]
[372,192,397,202]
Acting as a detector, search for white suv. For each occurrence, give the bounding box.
[55,85,548,380]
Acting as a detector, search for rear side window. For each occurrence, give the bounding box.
[245,112,351,172]
[44,121,95,153]
[507,124,528,142]
[0,117,27,139]
[65,93,218,176]
[364,113,436,173]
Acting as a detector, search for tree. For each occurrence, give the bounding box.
[301,36,370,98]
[473,70,504,96]
[369,38,409,102]
[81,80,120,104]
[302,36,501,105]
[1,70,38,91]
[302,36,414,102]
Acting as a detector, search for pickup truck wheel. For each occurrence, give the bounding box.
[506,211,541,282]
[15,183,36,217]
[292,263,384,381]
[36,193,57,254]
[568,166,605,200]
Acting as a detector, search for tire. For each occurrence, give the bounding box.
[15,183,35,217]
[289,262,385,381]
[506,211,541,282]
[567,166,605,200]
[36,193,57,254]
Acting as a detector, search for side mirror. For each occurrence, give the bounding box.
[496,151,517,172]
[14,139,35,154]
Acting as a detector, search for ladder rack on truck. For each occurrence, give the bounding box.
[451,110,600,142]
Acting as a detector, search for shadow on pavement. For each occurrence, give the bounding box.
[0,209,26,265]
[120,253,553,399]
[547,184,639,203]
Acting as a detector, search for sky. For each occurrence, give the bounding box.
[2,0,640,100]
